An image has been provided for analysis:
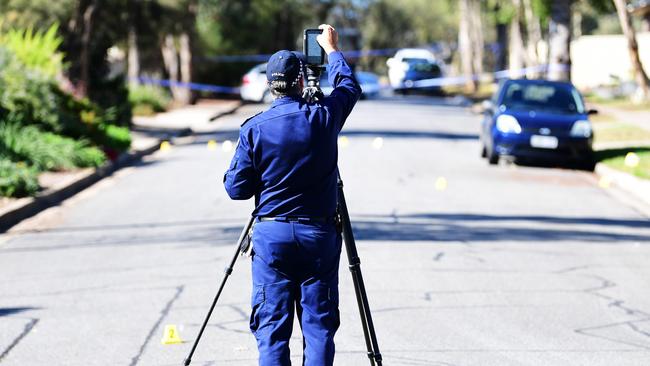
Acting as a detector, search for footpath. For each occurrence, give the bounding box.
[591,103,650,216]
[0,99,243,232]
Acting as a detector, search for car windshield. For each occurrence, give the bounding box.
[402,58,439,74]
[501,82,585,114]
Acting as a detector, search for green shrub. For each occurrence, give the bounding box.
[128,84,171,115]
[0,47,61,132]
[91,76,133,126]
[0,24,64,78]
[0,122,106,171]
[74,145,107,168]
[0,159,39,197]
[0,33,131,153]
[98,124,131,151]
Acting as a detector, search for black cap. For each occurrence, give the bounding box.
[266,50,305,86]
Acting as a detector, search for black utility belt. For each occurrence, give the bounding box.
[257,216,336,224]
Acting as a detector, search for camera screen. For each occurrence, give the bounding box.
[306,32,323,65]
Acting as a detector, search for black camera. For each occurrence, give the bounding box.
[303,29,326,66]
[302,29,326,102]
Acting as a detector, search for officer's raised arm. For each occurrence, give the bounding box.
[223,127,258,200]
[318,24,362,131]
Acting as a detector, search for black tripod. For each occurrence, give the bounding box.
[336,173,383,366]
[183,66,382,366]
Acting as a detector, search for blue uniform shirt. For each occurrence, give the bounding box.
[224,51,361,217]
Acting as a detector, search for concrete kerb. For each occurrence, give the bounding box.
[594,162,650,218]
[0,128,191,233]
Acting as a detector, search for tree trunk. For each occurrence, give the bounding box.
[127,0,140,88]
[613,0,650,101]
[469,0,484,76]
[78,1,96,98]
[458,0,477,92]
[127,28,140,88]
[161,34,181,104]
[547,0,573,81]
[178,32,193,105]
[509,0,527,78]
[523,0,542,69]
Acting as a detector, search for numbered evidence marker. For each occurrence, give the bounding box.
[338,136,350,148]
[624,152,640,168]
[207,139,218,151]
[222,140,234,153]
[372,137,384,150]
[598,175,613,189]
[161,324,183,345]
[434,177,448,191]
[160,140,172,151]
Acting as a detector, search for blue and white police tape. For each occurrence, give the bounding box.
[399,63,572,89]
[200,47,401,63]
[135,76,241,94]
[133,63,571,95]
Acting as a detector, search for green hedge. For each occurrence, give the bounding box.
[0,122,106,172]
[129,84,171,116]
[0,25,132,198]
[0,159,39,197]
[0,33,132,153]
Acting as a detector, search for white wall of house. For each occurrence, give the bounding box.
[571,32,650,89]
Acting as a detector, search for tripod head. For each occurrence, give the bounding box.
[302,65,325,103]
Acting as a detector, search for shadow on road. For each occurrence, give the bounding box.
[352,213,650,243]
[183,129,478,145]
[340,129,478,141]
[0,307,39,317]
[6,212,648,254]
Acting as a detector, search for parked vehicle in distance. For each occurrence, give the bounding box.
[386,48,444,93]
[240,63,273,103]
[319,70,381,99]
[240,63,381,102]
[480,79,596,168]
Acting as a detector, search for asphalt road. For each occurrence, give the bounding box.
[1,96,650,366]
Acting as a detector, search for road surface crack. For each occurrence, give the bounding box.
[128,285,185,366]
[0,318,39,362]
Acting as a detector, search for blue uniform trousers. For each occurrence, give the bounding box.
[250,219,342,366]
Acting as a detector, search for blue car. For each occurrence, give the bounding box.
[480,79,596,168]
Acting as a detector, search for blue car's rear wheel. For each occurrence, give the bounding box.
[486,146,499,165]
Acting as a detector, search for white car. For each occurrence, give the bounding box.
[240,63,273,103]
[240,63,381,103]
[386,48,444,91]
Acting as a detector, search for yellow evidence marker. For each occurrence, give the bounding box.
[372,137,384,150]
[207,140,218,150]
[435,177,448,191]
[160,141,171,151]
[598,175,613,189]
[624,152,640,168]
[161,324,183,345]
[222,140,234,153]
[338,136,350,148]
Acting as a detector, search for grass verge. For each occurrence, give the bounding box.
[585,95,650,111]
[595,147,650,180]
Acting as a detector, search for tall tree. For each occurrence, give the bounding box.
[459,0,477,92]
[523,0,543,68]
[509,0,527,77]
[613,0,650,101]
[127,0,140,88]
[547,0,574,81]
[470,0,484,76]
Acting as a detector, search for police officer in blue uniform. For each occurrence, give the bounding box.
[223,24,361,366]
